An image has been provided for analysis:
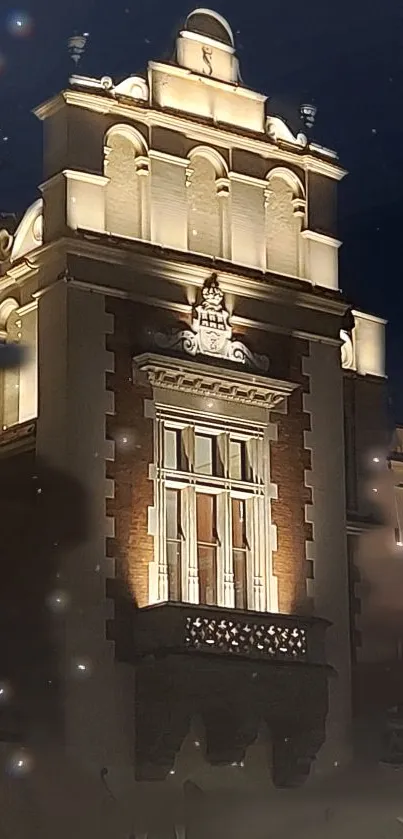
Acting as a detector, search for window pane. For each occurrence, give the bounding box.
[233,550,247,610]
[164,429,178,470]
[167,542,181,601]
[197,493,215,542]
[197,493,217,605]
[232,498,247,610]
[166,489,181,601]
[166,489,180,539]
[230,440,243,480]
[232,498,247,547]
[195,434,214,475]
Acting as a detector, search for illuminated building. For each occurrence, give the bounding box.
[0,9,395,836]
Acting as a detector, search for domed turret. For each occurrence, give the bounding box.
[176,8,240,84]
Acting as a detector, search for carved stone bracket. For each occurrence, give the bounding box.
[271,725,326,788]
[134,652,329,786]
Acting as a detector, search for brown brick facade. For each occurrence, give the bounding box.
[105,298,155,608]
[106,298,312,616]
[270,340,312,615]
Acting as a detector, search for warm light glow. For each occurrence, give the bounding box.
[373,457,380,463]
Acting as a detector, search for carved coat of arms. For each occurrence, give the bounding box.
[155,275,269,372]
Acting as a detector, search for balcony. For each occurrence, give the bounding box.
[132,602,328,666]
[126,603,331,786]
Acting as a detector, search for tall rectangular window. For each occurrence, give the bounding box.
[164,428,179,470]
[194,434,215,475]
[196,493,218,605]
[157,419,267,611]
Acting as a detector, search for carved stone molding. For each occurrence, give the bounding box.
[134,155,150,177]
[133,353,297,410]
[155,275,269,371]
[216,177,230,198]
[340,329,355,370]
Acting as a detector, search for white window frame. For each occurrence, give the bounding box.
[153,406,271,612]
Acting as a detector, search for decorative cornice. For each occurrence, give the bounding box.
[133,352,297,409]
[301,229,342,249]
[352,308,387,326]
[34,89,345,181]
[6,261,38,283]
[148,149,188,167]
[60,235,348,317]
[63,169,109,186]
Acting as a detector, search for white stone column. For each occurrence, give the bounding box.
[292,197,306,278]
[216,177,231,260]
[156,418,169,602]
[221,489,235,608]
[135,156,150,240]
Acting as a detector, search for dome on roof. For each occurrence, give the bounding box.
[184,9,234,48]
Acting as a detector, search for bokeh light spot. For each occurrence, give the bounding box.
[6,11,34,38]
[6,748,34,777]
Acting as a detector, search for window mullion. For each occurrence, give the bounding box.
[217,489,234,608]
[158,419,169,602]
[183,486,199,603]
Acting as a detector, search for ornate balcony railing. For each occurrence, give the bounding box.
[132,602,328,666]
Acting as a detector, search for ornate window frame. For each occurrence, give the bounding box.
[133,351,297,613]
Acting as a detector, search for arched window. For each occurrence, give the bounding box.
[104,125,149,240]
[187,149,229,258]
[265,170,305,277]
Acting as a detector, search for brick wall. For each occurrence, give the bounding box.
[271,355,312,614]
[106,299,311,616]
[234,326,313,615]
[105,298,156,608]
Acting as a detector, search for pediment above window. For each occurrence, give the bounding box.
[133,352,297,410]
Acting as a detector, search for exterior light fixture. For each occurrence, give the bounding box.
[300,102,317,130]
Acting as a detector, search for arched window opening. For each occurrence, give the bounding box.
[104,127,148,240]
[265,173,304,277]
[187,152,225,257]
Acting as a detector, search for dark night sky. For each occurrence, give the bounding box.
[0,0,402,417]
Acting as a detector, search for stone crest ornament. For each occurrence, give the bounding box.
[156,275,269,371]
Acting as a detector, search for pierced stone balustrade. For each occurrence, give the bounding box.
[132,602,328,666]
